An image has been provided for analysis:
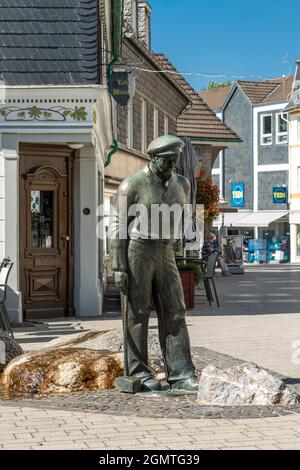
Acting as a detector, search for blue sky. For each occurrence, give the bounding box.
[149,0,300,91]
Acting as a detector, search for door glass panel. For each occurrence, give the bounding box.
[31,190,54,248]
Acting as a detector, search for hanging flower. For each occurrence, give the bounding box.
[196,169,220,226]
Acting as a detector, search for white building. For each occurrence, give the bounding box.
[0,0,121,322]
[287,60,300,263]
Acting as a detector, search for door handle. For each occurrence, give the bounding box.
[61,235,70,242]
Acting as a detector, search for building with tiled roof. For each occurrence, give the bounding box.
[200,77,294,112]
[202,75,294,264]
[154,54,241,144]
[199,85,234,113]
[238,76,294,104]
[0,0,122,322]
[150,53,241,178]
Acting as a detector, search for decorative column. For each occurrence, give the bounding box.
[1,133,22,323]
[74,144,102,316]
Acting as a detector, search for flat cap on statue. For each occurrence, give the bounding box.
[147,135,185,157]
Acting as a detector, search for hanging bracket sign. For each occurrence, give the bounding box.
[108,70,135,106]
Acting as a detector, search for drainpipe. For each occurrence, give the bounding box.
[105,0,123,167]
[105,138,119,167]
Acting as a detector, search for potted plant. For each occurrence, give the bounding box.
[176,261,202,309]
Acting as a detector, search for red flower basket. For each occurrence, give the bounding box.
[196,169,220,226]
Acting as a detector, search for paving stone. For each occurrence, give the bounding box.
[1,346,299,421]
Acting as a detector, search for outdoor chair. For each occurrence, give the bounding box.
[0,257,14,337]
[202,251,220,307]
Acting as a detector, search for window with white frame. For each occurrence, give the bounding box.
[276,113,288,144]
[261,114,272,145]
[141,98,147,153]
[126,101,133,148]
[153,107,159,139]
[164,114,169,135]
[131,0,137,32]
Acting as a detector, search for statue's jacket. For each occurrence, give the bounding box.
[109,164,190,273]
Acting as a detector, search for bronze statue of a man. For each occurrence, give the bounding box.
[109,135,197,392]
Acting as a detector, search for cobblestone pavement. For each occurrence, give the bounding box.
[1,347,300,421]
[1,264,300,449]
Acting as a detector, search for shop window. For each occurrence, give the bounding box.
[276,113,288,144]
[261,114,272,145]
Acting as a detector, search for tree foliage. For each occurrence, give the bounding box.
[202,80,233,91]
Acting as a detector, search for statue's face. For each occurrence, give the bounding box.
[153,153,179,180]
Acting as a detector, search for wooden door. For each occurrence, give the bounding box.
[19,144,74,319]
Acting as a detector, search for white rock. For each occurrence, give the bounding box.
[197,362,300,406]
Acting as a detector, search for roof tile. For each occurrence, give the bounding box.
[238,77,293,104]
[0,0,99,85]
[154,54,241,142]
[199,86,233,112]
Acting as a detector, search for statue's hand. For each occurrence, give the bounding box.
[114,271,129,296]
[173,239,182,253]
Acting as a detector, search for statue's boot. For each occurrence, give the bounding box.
[170,375,198,392]
[141,376,161,392]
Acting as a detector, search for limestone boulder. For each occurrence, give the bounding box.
[0,331,23,372]
[198,362,300,406]
[2,348,123,397]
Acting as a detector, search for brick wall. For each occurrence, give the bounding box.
[193,144,219,177]
[169,117,177,136]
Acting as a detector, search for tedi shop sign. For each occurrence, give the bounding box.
[272,186,287,204]
[231,182,245,208]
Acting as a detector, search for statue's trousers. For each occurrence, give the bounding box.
[126,239,195,383]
